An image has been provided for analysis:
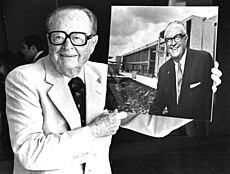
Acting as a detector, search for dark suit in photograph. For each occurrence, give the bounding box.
[149,48,214,120]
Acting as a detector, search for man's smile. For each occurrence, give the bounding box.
[60,53,78,57]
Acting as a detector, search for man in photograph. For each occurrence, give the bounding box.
[149,20,214,120]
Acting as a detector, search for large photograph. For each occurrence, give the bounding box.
[106,6,218,121]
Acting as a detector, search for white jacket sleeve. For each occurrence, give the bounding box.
[5,68,95,170]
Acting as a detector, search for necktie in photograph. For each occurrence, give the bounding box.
[177,62,183,103]
[68,77,86,126]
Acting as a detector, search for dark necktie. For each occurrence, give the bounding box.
[68,77,86,126]
[177,62,183,103]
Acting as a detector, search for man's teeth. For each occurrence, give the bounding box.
[60,54,76,57]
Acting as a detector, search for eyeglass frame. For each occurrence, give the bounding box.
[164,33,186,46]
[47,31,96,46]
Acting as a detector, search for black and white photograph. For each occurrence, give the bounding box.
[106,6,218,121]
[0,0,229,174]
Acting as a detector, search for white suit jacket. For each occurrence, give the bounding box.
[5,56,111,174]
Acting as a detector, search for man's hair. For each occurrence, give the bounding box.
[46,5,98,35]
[164,20,187,38]
[24,35,44,51]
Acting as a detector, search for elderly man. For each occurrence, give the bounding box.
[6,5,126,174]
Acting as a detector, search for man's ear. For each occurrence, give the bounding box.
[89,35,98,55]
[46,34,50,47]
[184,34,188,43]
[30,45,38,52]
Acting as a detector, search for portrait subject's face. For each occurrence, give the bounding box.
[164,23,188,62]
[47,10,98,78]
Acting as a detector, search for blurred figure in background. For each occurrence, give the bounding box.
[21,34,46,63]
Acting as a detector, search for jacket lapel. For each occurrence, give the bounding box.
[45,57,81,129]
[84,62,105,123]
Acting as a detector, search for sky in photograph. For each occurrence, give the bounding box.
[108,6,218,57]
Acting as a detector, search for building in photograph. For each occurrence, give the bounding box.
[119,15,218,78]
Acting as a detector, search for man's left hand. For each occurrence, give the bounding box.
[211,61,222,93]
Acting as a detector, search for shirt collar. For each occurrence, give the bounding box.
[174,48,187,72]
[34,51,44,62]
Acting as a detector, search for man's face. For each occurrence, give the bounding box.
[47,10,98,78]
[21,42,34,60]
[164,24,187,62]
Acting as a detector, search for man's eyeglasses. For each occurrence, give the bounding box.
[164,33,186,46]
[48,31,96,46]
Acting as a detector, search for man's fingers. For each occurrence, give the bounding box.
[114,109,118,114]
[115,112,127,120]
[211,73,221,86]
[214,61,219,69]
[212,85,217,93]
[212,61,222,78]
[211,61,222,94]
[211,67,222,78]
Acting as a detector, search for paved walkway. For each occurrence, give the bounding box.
[117,72,158,89]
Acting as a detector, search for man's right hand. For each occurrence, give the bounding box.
[88,109,127,139]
